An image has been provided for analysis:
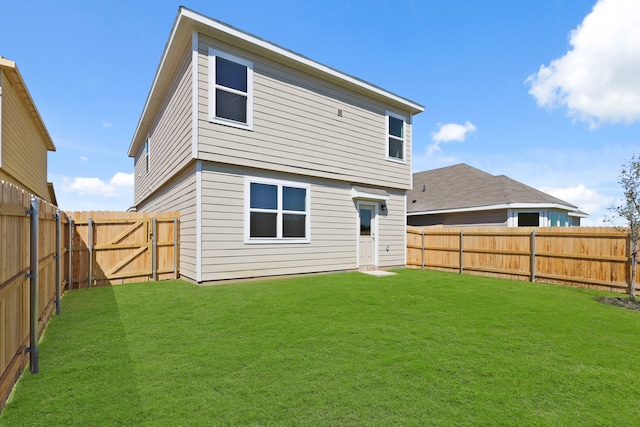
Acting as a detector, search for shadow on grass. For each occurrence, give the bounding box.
[0,286,143,426]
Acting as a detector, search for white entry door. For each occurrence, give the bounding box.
[359,204,376,267]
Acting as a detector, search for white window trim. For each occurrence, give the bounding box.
[145,137,150,175]
[385,110,406,164]
[208,48,254,130]
[244,176,311,244]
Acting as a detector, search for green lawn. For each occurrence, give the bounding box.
[2,269,640,426]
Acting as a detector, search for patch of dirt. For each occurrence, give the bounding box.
[597,296,640,312]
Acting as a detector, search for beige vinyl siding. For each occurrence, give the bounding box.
[196,35,412,190]
[134,47,193,206]
[137,164,197,280]
[407,209,509,227]
[376,190,408,268]
[0,69,50,201]
[199,162,358,281]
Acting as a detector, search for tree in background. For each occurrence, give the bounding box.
[608,154,640,299]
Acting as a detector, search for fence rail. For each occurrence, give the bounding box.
[407,226,638,294]
[1,180,180,412]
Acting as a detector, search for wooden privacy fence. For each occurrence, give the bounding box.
[66,211,179,287]
[1,180,180,412]
[407,226,639,294]
[0,181,67,412]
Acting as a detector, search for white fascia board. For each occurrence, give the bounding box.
[408,202,581,216]
[180,8,424,114]
[568,211,589,218]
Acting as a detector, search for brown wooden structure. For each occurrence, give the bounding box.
[408,226,638,293]
[0,180,179,412]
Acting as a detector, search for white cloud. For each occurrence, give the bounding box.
[432,121,477,143]
[102,120,112,128]
[110,172,134,188]
[80,155,88,162]
[526,0,640,126]
[62,172,134,198]
[56,172,135,212]
[539,184,615,226]
[426,121,477,156]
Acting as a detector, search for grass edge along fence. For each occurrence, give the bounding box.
[407,225,638,294]
[0,180,180,413]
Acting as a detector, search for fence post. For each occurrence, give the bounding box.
[88,217,94,288]
[174,216,178,279]
[68,218,74,290]
[152,217,157,281]
[459,231,464,274]
[421,229,425,270]
[530,229,536,282]
[55,210,61,315]
[28,197,39,374]
[630,238,637,297]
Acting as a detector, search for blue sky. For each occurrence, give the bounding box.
[1,0,639,224]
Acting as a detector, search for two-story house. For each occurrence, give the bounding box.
[128,7,424,283]
[0,56,57,204]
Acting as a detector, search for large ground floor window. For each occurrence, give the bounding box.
[244,177,310,243]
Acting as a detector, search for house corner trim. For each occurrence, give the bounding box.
[196,160,202,282]
[191,30,199,159]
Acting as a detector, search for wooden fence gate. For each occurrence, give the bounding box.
[67,211,180,287]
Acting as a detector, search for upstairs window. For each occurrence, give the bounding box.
[245,177,310,243]
[209,49,253,129]
[386,111,406,162]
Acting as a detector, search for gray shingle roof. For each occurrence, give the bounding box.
[408,163,579,213]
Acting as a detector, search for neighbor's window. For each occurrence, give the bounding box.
[145,138,150,175]
[209,49,253,129]
[518,212,539,227]
[386,111,406,161]
[246,178,310,243]
[550,211,569,227]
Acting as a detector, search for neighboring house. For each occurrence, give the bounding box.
[408,163,587,227]
[127,7,424,283]
[0,57,57,205]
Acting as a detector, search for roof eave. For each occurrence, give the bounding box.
[128,8,191,157]
[0,57,56,151]
[408,202,586,216]
[128,6,424,157]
